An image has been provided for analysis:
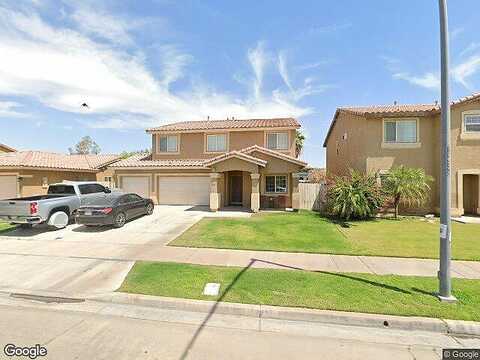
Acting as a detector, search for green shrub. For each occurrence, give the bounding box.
[382,166,433,218]
[327,170,385,220]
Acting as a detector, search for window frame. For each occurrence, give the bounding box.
[157,134,179,154]
[265,132,289,150]
[382,118,421,148]
[265,175,288,194]
[205,133,228,153]
[462,111,480,135]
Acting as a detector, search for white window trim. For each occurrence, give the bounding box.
[461,110,480,140]
[265,131,290,151]
[204,132,229,153]
[381,118,421,149]
[157,134,180,154]
[265,174,288,194]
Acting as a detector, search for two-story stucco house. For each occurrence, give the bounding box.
[324,93,480,216]
[110,118,307,212]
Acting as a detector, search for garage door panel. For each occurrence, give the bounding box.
[0,176,17,200]
[158,177,210,205]
[121,177,150,199]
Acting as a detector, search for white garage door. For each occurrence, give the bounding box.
[158,177,210,205]
[121,176,150,199]
[0,175,17,200]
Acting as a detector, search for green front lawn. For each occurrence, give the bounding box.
[170,211,480,261]
[0,222,15,234]
[119,262,480,321]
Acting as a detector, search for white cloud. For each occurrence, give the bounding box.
[393,72,440,90]
[277,51,294,92]
[0,5,315,129]
[460,42,480,57]
[71,8,135,45]
[295,61,329,71]
[247,41,268,101]
[451,55,480,89]
[0,101,29,118]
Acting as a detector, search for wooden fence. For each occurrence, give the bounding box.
[298,182,327,211]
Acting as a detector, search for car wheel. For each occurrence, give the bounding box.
[146,203,154,215]
[113,212,126,228]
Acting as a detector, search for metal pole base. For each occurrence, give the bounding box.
[437,294,457,303]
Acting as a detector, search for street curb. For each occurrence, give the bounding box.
[89,292,480,337]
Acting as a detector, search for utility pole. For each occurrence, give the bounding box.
[438,0,456,303]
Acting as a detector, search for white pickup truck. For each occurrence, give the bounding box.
[0,181,111,229]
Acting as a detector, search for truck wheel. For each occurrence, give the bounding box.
[48,211,69,229]
[113,212,126,228]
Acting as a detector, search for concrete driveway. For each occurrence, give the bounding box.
[0,205,208,296]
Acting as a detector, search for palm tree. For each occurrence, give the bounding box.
[382,166,434,219]
[295,130,305,157]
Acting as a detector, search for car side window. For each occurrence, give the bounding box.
[119,195,130,204]
[78,184,91,194]
[128,194,143,202]
[78,184,105,194]
[90,184,106,194]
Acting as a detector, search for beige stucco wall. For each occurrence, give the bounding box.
[151,129,298,160]
[0,169,96,197]
[326,112,368,177]
[325,98,480,215]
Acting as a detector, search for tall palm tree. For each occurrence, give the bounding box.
[382,166,434,218]
[295,130,305,157]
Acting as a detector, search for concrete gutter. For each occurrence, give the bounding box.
[90,292,480,337]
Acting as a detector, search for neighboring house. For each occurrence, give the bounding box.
[110,118,307,212]
[0,151,121,200]
[323,92,480,216]
[0,143,16,153]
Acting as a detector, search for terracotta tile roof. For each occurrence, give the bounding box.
[110,153,208,168]
[240,145,307,167]
[203,151,267,167]
[0,143,16,152]
[146,118,300,132]
[339,103,440,116]
[0,151,120,171]
[323,92,480,147]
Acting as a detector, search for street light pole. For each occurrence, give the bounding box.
[438,0,456,303]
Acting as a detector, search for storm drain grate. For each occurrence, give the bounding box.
[10,293,85,304]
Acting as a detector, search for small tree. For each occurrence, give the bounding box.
[382,166,433,219]
[120,149,150,159]
[327,170,385,221]
[69,136,101,155]
[295,130,305,157]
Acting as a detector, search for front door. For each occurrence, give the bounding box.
[463,174,479,215]
[229,175,243,205]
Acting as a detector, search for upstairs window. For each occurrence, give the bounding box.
[206,134,227,152]
[384,120,418,143]
[464,114,480,133]
[158,135,178,153]
[267,132,289,150]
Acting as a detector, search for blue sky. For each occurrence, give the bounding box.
[1,0,480,167]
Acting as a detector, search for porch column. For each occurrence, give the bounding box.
[291,173,301,210]
[250,173,260,213]
[210,173,222,212]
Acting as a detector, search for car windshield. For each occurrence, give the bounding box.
[82,193,121,207]
[47,185,76,195]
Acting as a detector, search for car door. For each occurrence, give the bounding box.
[127,194,146,217]
[117,195,136,220]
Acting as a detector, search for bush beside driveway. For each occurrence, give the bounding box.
[170,211,480,261]
[119,261,480,321]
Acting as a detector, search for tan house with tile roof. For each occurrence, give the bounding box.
[0,143,16,153]
[324,93,480,216]
[0,151,121,199]
[110,118,307,212]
